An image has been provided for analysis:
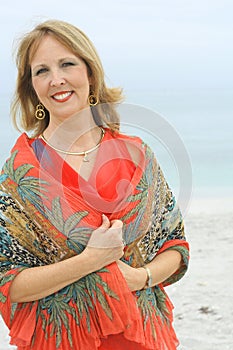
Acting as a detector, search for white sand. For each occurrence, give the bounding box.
[168,199,233,350]
[1,199,233,350]
[0,320,15,350]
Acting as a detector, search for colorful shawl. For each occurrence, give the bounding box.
[0,129,189,350]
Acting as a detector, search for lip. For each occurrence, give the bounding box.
[51,91,73,102]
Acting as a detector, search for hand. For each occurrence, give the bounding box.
[87,215,124,248]
[117,260,147,291]
[84,215,124,270]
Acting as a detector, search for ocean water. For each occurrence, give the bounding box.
[126,88,233,199]
[1,88,232,210]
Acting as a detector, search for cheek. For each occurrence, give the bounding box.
[74,69,91,90]
[31,79,39,96]
[31,78,45,98]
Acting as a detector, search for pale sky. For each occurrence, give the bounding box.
[1,0,233,95]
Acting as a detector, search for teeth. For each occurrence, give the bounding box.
[53,92,72,100]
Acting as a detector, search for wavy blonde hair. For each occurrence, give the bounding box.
[11,19,124,136]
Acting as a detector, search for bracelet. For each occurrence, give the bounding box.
[142,266,153,289]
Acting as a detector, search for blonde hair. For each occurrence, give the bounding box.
[11,19,124,136]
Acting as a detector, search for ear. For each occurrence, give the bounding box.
[88,74,94,85]
[86,62,92,80]
[89,82,95,94]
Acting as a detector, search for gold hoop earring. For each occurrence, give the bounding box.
[35,103,45,120]
[88,94,99,106]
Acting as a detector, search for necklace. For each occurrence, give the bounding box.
[40,127,105,162]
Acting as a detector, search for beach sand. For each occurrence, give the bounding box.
[168,202,233,350]
[1,198,233,350]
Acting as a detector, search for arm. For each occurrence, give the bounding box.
[10,215,124,303]
[117,249,182,291]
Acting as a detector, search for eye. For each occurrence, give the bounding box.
[35,67,48,76]
[62,61,75,68]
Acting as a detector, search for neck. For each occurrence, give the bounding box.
[43,108,101,152]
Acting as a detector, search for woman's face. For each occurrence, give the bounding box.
[31,35,91,123]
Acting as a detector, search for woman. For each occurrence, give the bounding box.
[0,20,189,350]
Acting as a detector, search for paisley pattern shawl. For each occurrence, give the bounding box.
[0,130,189,350]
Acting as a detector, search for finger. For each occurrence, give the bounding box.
[110,219,123,228]
[100,214,111,229]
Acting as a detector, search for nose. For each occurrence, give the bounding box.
[50,70,66,87]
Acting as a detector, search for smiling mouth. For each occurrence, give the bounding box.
[52,91,73,102]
